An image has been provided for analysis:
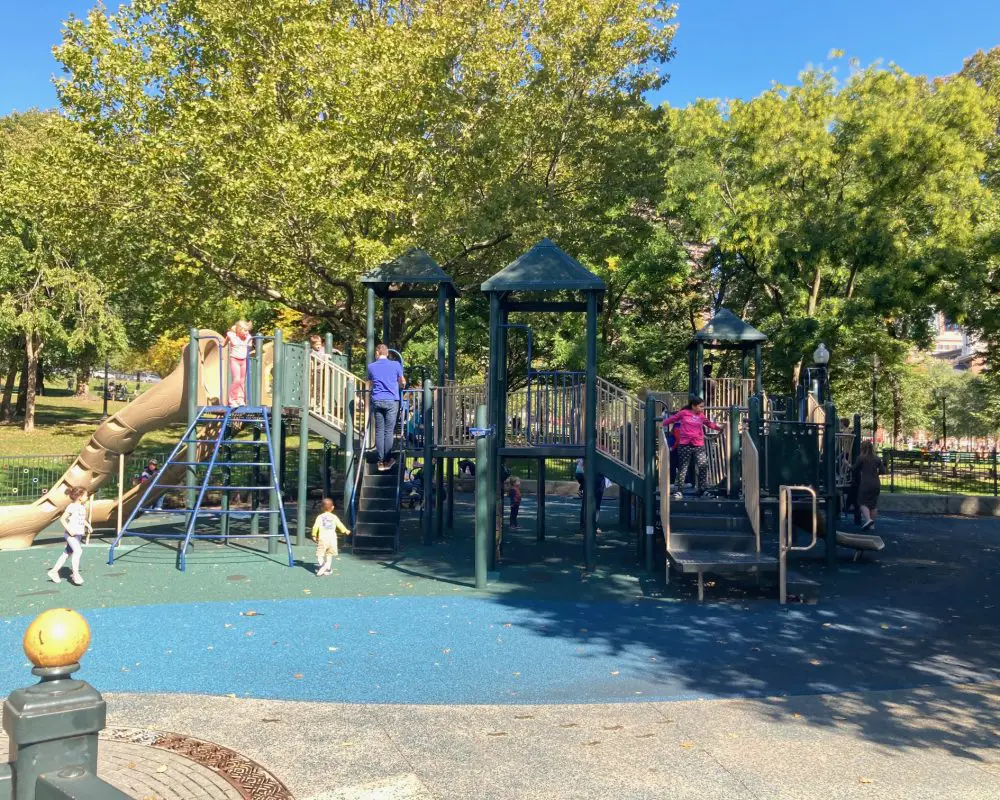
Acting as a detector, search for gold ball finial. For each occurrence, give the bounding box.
[23,608,91,668]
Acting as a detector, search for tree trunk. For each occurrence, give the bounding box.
[14,356,28,418]
[74,365,93,399]
[23,334,42,433]
[0,358,17,422]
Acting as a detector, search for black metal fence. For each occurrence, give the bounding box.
[881,448,999,496]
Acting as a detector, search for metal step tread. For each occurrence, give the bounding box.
[668,549,779,573]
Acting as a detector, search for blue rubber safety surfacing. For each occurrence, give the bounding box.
[1,594,997,705]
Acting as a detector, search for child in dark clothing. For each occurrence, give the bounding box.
[508,477,522,529]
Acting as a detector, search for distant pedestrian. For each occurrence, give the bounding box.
[853,441,885,532]
[662,396,722,498]
[139,458,165,510]
[578,464,609,534]
[48,487,92,586]
[226,320,253,406]
[508,477,522,529]
[366,344,406,471]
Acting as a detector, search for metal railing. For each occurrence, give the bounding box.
[703,377,755,410]
[742,427,760,552]
[836,432,855,488]
[778,485,817,605]
[432,383,487,449]
[0,453,172,506]
[881,448,1000,496]
[658,425,672,557]
[307,352,358,434]
[506,372,584,446]
[595,377,644,477]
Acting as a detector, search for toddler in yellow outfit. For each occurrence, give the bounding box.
[313,497,350,576]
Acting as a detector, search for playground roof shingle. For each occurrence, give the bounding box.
[361,248,457,296]
[692,309,767,345]
[481,239,606,293]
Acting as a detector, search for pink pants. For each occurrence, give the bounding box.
[229,357,247,406]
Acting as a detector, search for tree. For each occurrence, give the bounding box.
[55,0,676,351]
[0,112,126,430]
[661,60,993,393]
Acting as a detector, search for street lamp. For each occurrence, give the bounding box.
[812,343,830,403]
[871,354,879,441]
[101,353,110,420]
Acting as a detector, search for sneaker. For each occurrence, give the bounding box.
[69,573,84,586]
[861,520,875,531]
[376,460,387,471]
[671,491,683,500]
[46,568,61,584]
[383,457,396,472]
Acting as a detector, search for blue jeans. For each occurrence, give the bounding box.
[372,399,399,462]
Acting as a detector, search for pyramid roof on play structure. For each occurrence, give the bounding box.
[481,239,606,294]
[691,309,767,347]
[361,248,458,297]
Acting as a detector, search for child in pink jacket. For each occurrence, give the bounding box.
[662,397,721,497]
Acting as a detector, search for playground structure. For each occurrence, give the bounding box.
[0,238,881,601]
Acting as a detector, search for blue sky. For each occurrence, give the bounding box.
[1,0,998,114]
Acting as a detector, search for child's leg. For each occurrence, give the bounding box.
[315,541,327,573]
[67,536,83,576]
[51,543,70,573]
[676,446,694,488]
[228,358,245,406]
[695,446,709,491]
[322,555,334,574]
[511,503,519,527]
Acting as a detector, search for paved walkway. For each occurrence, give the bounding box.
[2,501,999,797]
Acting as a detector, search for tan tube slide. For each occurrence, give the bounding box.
[0,331,232,550]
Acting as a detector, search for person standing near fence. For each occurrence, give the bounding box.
[853,441,885,531]
[366,344,405,472]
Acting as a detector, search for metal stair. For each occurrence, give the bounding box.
[666,496,778,601]
[352,453,403,555]
[108,405,293,571]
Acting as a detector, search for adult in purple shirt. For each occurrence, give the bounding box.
[366,344,406,470]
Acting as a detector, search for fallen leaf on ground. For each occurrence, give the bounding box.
[155,765,167,774]
[127,762,137,769]
[809,659,821,666]
[486,731,507,737]
[679,742,695,749]
[610,670,620,676]
[293,673,303,679]
[859,777,873,784]
[243,610,258,617]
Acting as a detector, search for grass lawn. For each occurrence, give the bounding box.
[0,381,183,457]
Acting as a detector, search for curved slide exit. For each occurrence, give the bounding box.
[0,331,231,551]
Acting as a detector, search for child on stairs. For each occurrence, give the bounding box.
[662,396,722,498]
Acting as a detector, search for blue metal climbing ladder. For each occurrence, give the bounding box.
[108,405,293,571]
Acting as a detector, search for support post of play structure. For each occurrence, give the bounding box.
[474,405,489,589]
[485,291,500,570]
[728,404,741,499]
[852,414,862,461]
[754,344,763,395]
[447,293,456,529]
[186,327,199,511]
[643,395,656,573]
[748,393,761,452]
[366,288,376,365]
[583,291,598,572]
[116,452,124,536]
[296,345,310,547]
[435,282,447,539]
[268,329,284,553]
[422,378,434,545]
[537,457,546,542]
[344,377,356,517]
[824,401,838,571]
